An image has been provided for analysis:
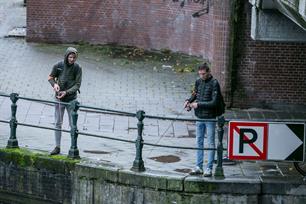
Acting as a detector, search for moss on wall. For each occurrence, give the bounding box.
[0,148,80,174]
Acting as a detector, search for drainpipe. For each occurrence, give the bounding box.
[227,0,244,107]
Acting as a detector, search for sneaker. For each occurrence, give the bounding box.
[50,147,60,155]
[189,167,203,175]
[203,168,212,177]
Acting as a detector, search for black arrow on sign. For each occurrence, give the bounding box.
[285,124,304,161]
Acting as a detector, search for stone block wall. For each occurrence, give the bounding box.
[0,149,306,204]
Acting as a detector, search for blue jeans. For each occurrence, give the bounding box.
[196,121,216,170]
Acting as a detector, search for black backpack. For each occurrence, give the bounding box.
[216,92,226,116]
[213,79,225,116]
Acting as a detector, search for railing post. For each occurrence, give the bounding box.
[131,110,146,172]
[214,116,225,177]
[7,93,19,148]
[68,100,80,159]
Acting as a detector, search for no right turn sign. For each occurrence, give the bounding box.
[228,122,268,160]
[228,121,305,161]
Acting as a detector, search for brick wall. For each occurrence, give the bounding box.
[27,0,217,59]
[232,3,306,109]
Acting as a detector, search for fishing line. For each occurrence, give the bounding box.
[145,106,188,160]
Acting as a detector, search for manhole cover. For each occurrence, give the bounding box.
[83,150,111,154]
[149,155,181,163]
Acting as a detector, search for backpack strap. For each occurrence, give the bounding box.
[73,63,81,94]
[57,61,64,70]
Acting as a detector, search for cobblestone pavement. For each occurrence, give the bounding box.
[0,0,197,117]
[0,0,305,177]
[0,0,203,173]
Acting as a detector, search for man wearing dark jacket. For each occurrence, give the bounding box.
[184,63,221,177]
[48,47,82,155]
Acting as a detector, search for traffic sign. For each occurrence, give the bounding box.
[228,121,305,161]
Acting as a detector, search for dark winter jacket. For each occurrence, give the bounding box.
[187,76,220,119]
[48,47,82,102]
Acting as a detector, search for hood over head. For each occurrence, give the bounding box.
[64,47,78,65]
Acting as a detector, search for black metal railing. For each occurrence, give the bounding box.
[0,93,226,177]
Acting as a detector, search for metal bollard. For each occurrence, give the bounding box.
[214,116,225,177]
[68,100,80,159]
[131,110,146,172]
[7,93,19,148]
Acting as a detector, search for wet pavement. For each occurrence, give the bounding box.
[0,0,305,182]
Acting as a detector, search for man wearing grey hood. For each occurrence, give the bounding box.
[48,47,82,155]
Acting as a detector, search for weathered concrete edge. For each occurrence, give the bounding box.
[1,149,305,196]
[76,161,262,194]
[76,162,306,195]
[184,176,261,194]
[260,176,306,195]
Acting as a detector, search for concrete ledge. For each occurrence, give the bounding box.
[75,161,121,183]
[184,176,261,194]
[117,169,186,191]
[261,176,306,195]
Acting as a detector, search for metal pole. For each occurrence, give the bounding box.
[131,110,146,172]
[7,93,19,148]
[214,116,225,177]
[68,100,80,159]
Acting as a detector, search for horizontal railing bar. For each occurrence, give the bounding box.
[79,105,136,117]
[144,114,220,122]
[0,94,70,106]
[0,93,10,97]
[144,115,306,123]
[78,108,135,116]
[220,118,306,123]
[0,120,225,151]
[0,93,136,116]
[1,93,305,123]
[0,119,71,133]
[143,142,225,150]
[18,96,70,106]
[77,131,136,144]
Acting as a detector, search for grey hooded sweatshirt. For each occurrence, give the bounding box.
[48,47,82,102]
